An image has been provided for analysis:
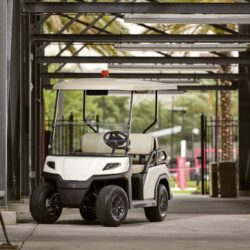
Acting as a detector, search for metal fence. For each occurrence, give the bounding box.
[200,115,238,194]
[205,118,239,163]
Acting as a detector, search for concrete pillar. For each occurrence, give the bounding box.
[8,0,21,200]
[239,23,250,192]
[0,0,8,207]
[20,12,30,198]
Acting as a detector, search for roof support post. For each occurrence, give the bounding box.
[143,91,159,134]
[0,0,8,207]
[238,21,250,193]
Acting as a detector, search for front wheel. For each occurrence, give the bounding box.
[144,184,168,222]
[96,185,128,227]
[30,183,62,224]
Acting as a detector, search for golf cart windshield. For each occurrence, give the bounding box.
[49,90,133,156]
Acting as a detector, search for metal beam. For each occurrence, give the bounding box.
[22,3,250,14]
[210,24,238,35]
[30,34,250,43]
[40,73,249,80]
[55,6,119,71]
[40,13,82,50]
[56,14,106,57]
[36,56,250,65]
[60,14,112,34]
[61,15,169,36]
[178,84,238,91]
[0,0,7,207]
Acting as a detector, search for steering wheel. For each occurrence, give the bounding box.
[103,131,128,155]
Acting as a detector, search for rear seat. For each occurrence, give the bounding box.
[82,133,158,174]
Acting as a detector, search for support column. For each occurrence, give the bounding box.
[0,0,8,207]
[20,12,30,198]
[8,0,21,201]
[239,23,250,192]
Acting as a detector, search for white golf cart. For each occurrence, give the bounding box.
[30,78,172,227]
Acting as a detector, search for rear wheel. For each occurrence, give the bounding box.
[144,184,168,222]
[30,183,62,224]
[79,207,96,221]
[96,185,128,227]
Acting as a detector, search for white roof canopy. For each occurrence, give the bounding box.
[53,78,188,92]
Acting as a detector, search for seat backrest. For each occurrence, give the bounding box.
[129,133,157,155]
[82,133,157,155]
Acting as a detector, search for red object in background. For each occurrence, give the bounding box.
[101,70,109,78]
[177,156,187,190]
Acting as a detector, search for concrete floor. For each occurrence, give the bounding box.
[1,195,250,250]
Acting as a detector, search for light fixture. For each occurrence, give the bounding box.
[115,43,248,52]
[145,79,200,85]
[108,63,220,73]
[124,14,250,24]
[108,69,219,74]
[109,63,220,71]
[155,79,200,84]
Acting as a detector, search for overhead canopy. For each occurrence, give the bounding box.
[53,78,187,92]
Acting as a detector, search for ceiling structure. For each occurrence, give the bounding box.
[21,1,250,92]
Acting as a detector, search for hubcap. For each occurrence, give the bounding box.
[111,195,125,221]
[45,194,60,216]
[159,193,167,216]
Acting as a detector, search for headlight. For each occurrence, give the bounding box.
[103,163,121,171]
[47,161,55,170]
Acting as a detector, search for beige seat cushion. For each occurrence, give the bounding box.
[132,164,145,174]
[129,134,155,155]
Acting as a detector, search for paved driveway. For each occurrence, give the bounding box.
[2,195,250,250]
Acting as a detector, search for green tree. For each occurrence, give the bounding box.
[144,0,237,161]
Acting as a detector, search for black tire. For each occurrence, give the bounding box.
[79,207,96,221]
[144,184,168,222]
[30,183,62,224]
[96,185,128,227]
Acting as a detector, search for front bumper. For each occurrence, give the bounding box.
[57,181,88,207]
[42,172,89,207]
[42,171,130,208]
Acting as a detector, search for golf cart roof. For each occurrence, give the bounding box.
[53,78,175,92]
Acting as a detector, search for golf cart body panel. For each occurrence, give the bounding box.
[144,164,170,200]
[44,155,130,181]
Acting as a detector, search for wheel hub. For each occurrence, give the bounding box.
[159,193,167,216]
[111,196,125,220]
[45,193,61,216]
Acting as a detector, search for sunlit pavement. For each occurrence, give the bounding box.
[1,195,250,250]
